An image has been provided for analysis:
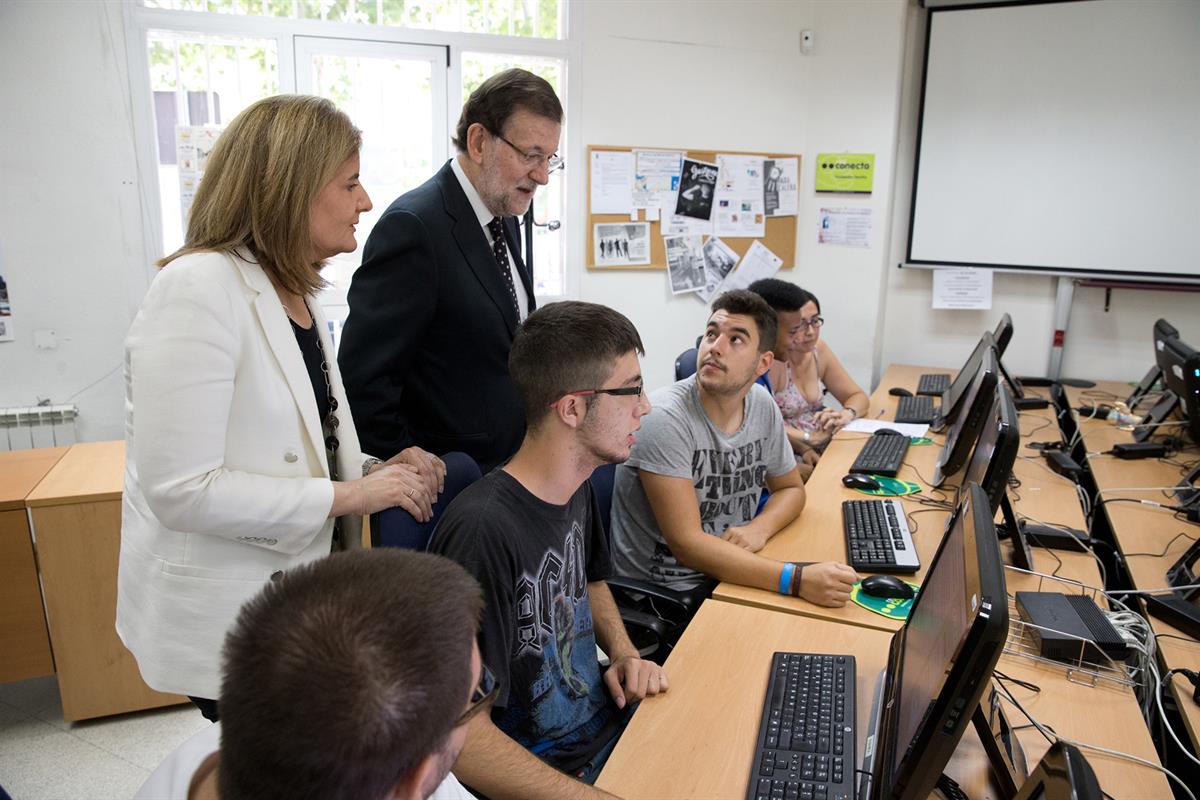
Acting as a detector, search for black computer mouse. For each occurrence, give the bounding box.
[842,473,881,491]
[888,387,913,397]
[874,428,903,437]
[860,574,915,600]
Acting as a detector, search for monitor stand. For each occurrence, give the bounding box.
[1133,390,1180,443]
[997,492,1088,555]
[972,685,1029,800]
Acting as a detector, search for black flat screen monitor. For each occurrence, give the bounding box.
[1153,318,1200,441]
[933,348,999,487]
[960,385,1020,513]
[868,482,1009,800]
[1012,742,1103,800]
[993,313,1013,359]
[934,332,996,434]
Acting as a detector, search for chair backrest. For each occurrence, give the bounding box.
[588,462,618,535]
[675,347,698,381]
[373,451,482,550]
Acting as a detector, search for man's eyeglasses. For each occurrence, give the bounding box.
[797,316,824,330]
[549,384,644,407]
[457,662,499,727]
[493,131,564,174]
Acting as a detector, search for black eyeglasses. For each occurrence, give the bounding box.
[456,662,499,727]
[797,316,824,330]
[549,384,644,407]
[493,131,564,173]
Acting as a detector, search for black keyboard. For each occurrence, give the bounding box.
[848,432,909,477]
[747,652,856,800]
[895,394,936,424]
[916,373,950,396]
[842,498,920,573]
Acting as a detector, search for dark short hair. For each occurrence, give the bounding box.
[452,68,563,152]
[711,290,778,355]
[219,550,483,800]
[747,278,821,314]
[510,301,644,431]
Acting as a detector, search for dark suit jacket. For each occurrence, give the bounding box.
[339,161,535,472]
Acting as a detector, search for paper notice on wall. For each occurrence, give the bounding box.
[713,154,765,237]
[632,149,683,209]
[177,126,221,229]
[664,235,707,295]
[695,236,740,303]
[590,150,635,214]
[721,240,784,292]
[594,222,652,267]
[659,193,714,236]
[0,271,13,342]
[763,157,798,216]
[932,268,993,310]
[817,207,871,248]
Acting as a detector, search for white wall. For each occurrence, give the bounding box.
[0,0,149,443]
[575,0,908,394]
[2,0,1189,447]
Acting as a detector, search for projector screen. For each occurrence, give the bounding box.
[906,0,1200,283]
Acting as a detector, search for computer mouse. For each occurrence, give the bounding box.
[888,387,914,397]
[874,428,903,437]
[860,574,915,600]
[842,473,881,491]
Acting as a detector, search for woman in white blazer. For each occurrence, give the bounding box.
[117,95,445,718]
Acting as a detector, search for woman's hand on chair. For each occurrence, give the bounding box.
[385,446,446,495]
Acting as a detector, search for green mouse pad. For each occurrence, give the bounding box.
[852,476,921,497]
[908,436,935,447]
[850,580,920,620]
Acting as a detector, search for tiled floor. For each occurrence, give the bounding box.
[0,676,207,800]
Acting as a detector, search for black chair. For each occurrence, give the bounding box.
[674,347,698,381]
[588,463,714,665]
[372,451,482,550]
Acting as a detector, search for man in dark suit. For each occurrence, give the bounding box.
[339,69,563,472]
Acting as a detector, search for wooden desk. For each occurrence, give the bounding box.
[713,366,1102,631]
[1066,380,1200,753]
[597,601,892,799]
[597,600,1169,799]
[26,441,185,721]
[0,447,65,683]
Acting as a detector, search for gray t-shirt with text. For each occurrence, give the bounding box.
[610,375,794,591]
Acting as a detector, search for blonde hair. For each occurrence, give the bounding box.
[159,95,362,296]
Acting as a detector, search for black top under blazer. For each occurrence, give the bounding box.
[339,161,535,472]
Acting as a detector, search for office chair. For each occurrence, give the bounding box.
[589,463,715,665]
[675,347,698,381]
[372,451,482,550]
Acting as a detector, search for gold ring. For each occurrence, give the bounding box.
[407,488,414,498]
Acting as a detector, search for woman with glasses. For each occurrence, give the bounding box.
[749,279,869,477]
[117,95,444,722]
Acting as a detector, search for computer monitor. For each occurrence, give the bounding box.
[993,313,1013,359]
[960,385,1020,511]
[933,348,999,487]
[933,331,996,433]
[862,482,1008,800]
[1153,319,1200,442]
[1012,742,1103,800]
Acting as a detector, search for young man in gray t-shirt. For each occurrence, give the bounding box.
[611,290,857,607]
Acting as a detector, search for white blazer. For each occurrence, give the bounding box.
[117,249,363,699]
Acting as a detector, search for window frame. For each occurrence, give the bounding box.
[122,0,581,302]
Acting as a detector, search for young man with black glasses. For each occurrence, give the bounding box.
[430,301,666,800]
[137,549,488,800]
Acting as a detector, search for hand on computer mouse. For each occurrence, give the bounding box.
[799,562,859,607]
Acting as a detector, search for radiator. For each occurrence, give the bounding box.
[1,405,78,451]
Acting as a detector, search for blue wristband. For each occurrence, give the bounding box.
[778,562,795,595]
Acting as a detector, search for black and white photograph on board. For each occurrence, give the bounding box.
[593,222,651,267]
[674,158,718,220]
[664,235,707,294]
[696,236,740,302]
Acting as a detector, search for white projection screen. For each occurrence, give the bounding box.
[907,0,1200,283]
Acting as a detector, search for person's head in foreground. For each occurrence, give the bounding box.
[219,549,487,800]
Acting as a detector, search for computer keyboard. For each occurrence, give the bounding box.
[848,431,910,477]
[895,394,936,424]
[747,652,856,800]
[916,372,951,396]
[842,498,920,573]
